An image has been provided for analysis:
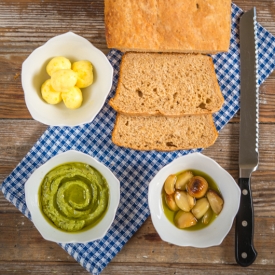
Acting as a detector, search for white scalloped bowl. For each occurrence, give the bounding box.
[25,150,120,244]
[148,152,241,248]
[22,32,113,126]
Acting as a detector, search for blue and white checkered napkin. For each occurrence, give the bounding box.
[1,3,275,275]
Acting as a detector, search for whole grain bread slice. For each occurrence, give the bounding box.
[109,52,224,116]
[112,114,218,151]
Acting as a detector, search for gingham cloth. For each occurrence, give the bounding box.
[1,3,275,275]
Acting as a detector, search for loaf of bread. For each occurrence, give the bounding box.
[104,0,231,53]
[112,114,218,151]
[109,52,224,116]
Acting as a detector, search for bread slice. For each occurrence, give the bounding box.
[109,53,224,116]
[104,0,231,54]
[112,114,218,151]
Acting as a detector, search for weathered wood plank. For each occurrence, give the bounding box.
[0,1,107,53]
[0,120,47,178]
[0,211,275,273]
[0,261,274,275]
[1,262,275,275]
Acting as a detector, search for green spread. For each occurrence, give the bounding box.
[39,162,109,232]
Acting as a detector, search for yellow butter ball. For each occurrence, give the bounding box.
[72,60,93,88]
[51,69,78,93]
[61,86,83,109]
[41,79,62,104]
[46,56,71,76]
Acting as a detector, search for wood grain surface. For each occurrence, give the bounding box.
[1,1,275,274]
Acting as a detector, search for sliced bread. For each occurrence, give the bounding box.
[112,114,218,151]
[104,0,231,53]
[109,53,224,116]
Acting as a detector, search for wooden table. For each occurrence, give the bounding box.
[1,1,275,274]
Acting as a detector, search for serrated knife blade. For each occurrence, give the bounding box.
[235,7,259,267]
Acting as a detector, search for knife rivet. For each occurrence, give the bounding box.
[242,220,248,227]
[241,252,248,259]
[242,189,248,195]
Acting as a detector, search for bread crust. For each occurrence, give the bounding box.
[104,0,231,53]
[109,52,224,116]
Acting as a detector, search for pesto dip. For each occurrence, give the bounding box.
[39,162,109,232]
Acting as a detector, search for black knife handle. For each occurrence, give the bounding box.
[235,178,257,266]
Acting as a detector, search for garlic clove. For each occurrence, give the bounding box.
[164,174,177,195]
[174,191,192,212]
[165,193,180,211]
[175,171,193,190]
[191,197,210,219]
[187,176,208,199]
[187,192,196,209]
[174,210,197,229]
[201,207,213,225]
[207,189,224,214]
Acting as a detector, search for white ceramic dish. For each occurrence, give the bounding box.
[22,32,113,126]
[148,152,241,248]
[25,150,120,244]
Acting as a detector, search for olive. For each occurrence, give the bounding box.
[207,189,224,214]
[164,174,177,195]
[175,171,193,190]
[174,191,193,212]
[191,198,210,219]
[165,193,180,211]
[187,176,208,198]
[174,210,197,229]
[201,207,213,225]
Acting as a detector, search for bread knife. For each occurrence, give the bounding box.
[235,7,259,267]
